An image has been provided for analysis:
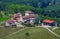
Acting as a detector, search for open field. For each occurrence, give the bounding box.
[0,27,23,39]
[0,17,9,22]
[0,27,60,39]
[52,28,60,36]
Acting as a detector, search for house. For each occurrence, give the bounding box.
[41,19,57,27]
[5,20,16,27]
[5,19,24,28]
[12,13,22,22]
[22,14,35,24]
[25,11,34,16]
[12,11,35,23]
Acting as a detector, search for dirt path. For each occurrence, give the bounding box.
[5,27,27,37]
[46,28,60,38]
[2,26,60,38]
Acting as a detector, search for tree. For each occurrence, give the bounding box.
[0,11,5,18]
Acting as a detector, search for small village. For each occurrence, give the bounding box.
[5,10,57,28]
[2,11,59,39]
[0,11,60,39]
[0,0,60,39]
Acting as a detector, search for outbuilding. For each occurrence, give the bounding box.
[41,19,57,27]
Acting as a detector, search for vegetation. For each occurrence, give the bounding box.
[0,4,60,27]
[0,0,60,39]
[3,27,60,39]
[22,23,35,27]
[0,11,9,22]
[39,15,60,27]
[0,27,23,39]
[53,28,60,35]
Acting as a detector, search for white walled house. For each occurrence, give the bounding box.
[5,20,16,27]
[25,11,34,16]
[22,13,35,23]
[6,22,11,27]
[15,22,24,27]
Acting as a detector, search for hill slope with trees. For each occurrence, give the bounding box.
[0,0,60,27]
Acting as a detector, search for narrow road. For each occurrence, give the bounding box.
[46,28,60,38]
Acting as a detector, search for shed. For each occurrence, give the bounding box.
[42,19,57,27]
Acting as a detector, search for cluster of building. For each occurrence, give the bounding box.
[5,11,40,27]
[5,10,57,28]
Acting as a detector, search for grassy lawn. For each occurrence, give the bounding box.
[1,27,59,39]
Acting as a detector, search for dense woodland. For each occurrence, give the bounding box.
[0,0,60,27]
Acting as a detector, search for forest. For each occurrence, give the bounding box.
[0,0,60,27]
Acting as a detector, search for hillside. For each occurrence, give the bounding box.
[0,0,60,8]
[0,0,60,39]
[0,27,22,39]
[0,0,60,18]
[0,4,60,27]
[1,27,59,39]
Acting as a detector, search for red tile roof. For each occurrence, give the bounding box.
[13,14,18,17]
[7,20,15,24]
[43,19,54,23]
[13,13,21,18]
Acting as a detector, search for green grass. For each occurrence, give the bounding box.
[0,27,22,39]
[0,14,12,22]
[52,28,60,36]
[49,27,60,36]
[0,16,9,22]
[1,27,59,39]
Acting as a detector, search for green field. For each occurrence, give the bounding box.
[0,16,9,22]
[52,28,60,36]
[0,27,22,39]
[0,27,60,39]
